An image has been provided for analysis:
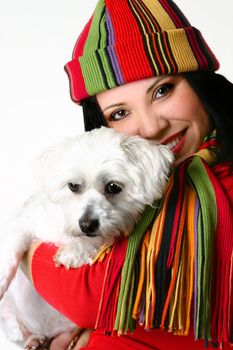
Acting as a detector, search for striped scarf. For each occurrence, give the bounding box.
[95,132,233,347]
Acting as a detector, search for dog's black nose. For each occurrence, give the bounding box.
[79,216,99,236]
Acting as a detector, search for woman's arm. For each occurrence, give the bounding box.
[24,242,109,329]
[23,241,41,280]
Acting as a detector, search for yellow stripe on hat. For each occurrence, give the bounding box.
[167,29,198,72]
[143,0,177,30]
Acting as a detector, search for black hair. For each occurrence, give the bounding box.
[81,71,233,162]
[81,95,108,131]
[184,71,233,162]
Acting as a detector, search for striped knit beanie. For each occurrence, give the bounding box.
[65,0,219,103]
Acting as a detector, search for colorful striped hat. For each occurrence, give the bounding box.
[65,0,219,103]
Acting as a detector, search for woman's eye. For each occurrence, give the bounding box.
[153,84,173,100]
[110,109,128,121]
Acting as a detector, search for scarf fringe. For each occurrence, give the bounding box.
[95,133,233,347]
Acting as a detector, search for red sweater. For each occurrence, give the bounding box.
[32,243,213,350]
[31,163,233,350]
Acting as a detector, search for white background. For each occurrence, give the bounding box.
[0,1,232,349]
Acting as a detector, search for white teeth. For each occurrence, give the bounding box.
[166,135,182,150]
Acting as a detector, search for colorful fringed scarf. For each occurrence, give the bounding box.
[95,132,233,348]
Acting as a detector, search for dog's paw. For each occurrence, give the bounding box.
[24,334,51,350]
[54,239,99,269]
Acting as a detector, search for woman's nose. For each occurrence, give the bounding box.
[137,112,169,140]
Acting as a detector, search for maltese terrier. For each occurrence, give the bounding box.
[0,127,173,349]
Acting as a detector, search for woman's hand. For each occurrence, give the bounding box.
[49,328,93,350]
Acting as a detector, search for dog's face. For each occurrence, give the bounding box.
[35,127,174,239]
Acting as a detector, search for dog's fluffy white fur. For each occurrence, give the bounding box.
[0,127,173,347]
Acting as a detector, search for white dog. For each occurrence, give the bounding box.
[0,127,173,349]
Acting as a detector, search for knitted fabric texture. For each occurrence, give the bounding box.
[95,132,233,348]
[65,0,219,103]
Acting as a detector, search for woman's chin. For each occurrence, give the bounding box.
[173,153,191,166]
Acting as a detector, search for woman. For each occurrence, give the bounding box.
[26,0,233,349]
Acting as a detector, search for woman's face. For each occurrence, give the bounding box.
[96,75,213,165]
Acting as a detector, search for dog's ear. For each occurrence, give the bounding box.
[33,145,58,192]
[33,139,71,192]
[120,135,174,204]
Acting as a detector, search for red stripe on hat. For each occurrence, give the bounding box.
[185,28,209,70]
[107,0,153,82]
[162,31,178,73]
[65,60,87,103]
[73,16,93,58]
[132,0,166,75]
[65,17,93,102]
[151,34,166,75]
[158,0,184,28]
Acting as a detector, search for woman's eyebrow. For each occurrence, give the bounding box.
[146,77,166,94]
[102,102,125,112]
[102,76,169,112]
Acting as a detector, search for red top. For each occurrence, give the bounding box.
[31,163,233,350]
[32,244,214,350]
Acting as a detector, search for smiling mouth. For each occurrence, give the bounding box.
[163,130,187,153]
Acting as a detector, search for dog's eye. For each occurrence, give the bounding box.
[68,182,80,193]
[105,182,123,195]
